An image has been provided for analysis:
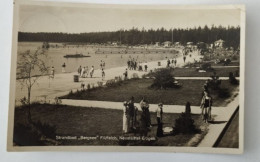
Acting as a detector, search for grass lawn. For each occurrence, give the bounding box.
[14,104,204,146]
[216,110,239,148]
[173,67,239,77]
[62,79,238,106]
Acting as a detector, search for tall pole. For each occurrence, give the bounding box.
[120,29,122,45]
[171,28,173,44]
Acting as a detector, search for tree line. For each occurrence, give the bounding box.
[18,25,240,49]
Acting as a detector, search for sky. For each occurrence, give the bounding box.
[18,4,241,33]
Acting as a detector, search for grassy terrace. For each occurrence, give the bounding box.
[14,104,204,146]
[62,79,238,107]
[173,67,239,77]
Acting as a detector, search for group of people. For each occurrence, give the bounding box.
[127,59,148,72]
[166,58,177,67]
[122,96,164,137]
[78,65,95,78]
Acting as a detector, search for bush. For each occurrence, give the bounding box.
[87,84,91,90]
[218,88,230,98]
[106,79,122,87]
[33,121,57,139]
[97,81,103,87]
[200,63,214,71]
[173,113,197,134]
[150,68,175,89]
[13,124,43,146]
[229,72,239,85]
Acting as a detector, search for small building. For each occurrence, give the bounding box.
[175,42,180,46]
[214,39,225,48]
[163,41,172,48]
[112,42,119,46]
[155,42,161,47]
[186,42,193,48]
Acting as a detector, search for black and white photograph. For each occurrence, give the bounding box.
[7,0,245,154]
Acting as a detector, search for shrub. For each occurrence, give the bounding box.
[209,72,221,90]
[54,97,62,105]
[87,84,91,90]
[200,63,214,71]
[20,97,27,106]
[106,79,121,87]
[229,72,239,85]
[218,88,230,98]
[33,121,57,139]
[97,81,103,87]
[150,68,175,89]
[13,124,43,146]
[173,113,197,134]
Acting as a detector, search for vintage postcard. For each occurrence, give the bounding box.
[7,0,245,154]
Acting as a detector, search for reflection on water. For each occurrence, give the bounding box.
[17,42,180,74]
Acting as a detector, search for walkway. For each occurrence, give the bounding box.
[60,93,239,147]
[15,50,201,105]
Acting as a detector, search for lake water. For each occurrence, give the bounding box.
[17,42,181,75]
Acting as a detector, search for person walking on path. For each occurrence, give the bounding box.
[90,66,94,78]
[62,63,66,73]
[123,101,130,133]
[183,56,186,63]
[200,91,213,123]
[156,103,163,137]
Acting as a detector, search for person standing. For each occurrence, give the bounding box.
[78,66,82,75]
[183,56,186,63]
[123,101,129,133]
[90,66,94,78]
[101,68,105,80]
[62,63,66,73]
[102,61,105,69]
[156,103,163,124]
[100,60,103,69]
[144,62,148,72]
[200,91,213,123]
[124,68,128,80]
[81,67,85,78]
[85,66,89,78]
[156,103,163,137]
[50,66,55,79]
[140,97,151,127]
[128,96,135,130]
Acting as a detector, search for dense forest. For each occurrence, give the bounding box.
[18,25,240,49]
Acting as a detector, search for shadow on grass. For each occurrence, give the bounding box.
[209,121,227,124]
